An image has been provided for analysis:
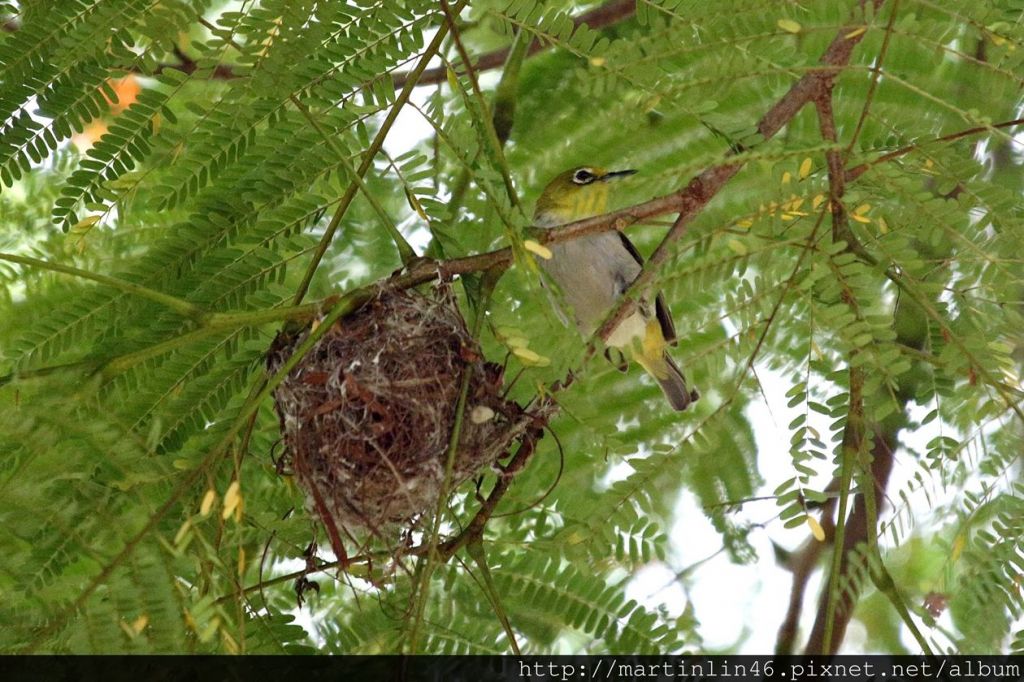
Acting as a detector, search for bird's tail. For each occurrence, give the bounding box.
[656,354,699,412]
[632,320,699,412]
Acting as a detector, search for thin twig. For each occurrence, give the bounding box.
[392,0,637,89]
[0,251,205,320]
[846,117,1024,182]
[594,0,885,344]
[440,0,518,207]
[465,536,522,655]
[845,0,900,157]
[292,1,467,305]
[290,95,415,265]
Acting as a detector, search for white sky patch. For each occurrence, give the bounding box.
[383,86,436,158]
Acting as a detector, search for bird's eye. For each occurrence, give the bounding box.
[572,168,595,185]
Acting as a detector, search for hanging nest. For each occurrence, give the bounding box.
[267,284,532,543]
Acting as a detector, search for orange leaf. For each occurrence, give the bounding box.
[71,119,108,151]
[106,76,141,114]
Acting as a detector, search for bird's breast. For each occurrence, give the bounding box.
[540,232,643,339]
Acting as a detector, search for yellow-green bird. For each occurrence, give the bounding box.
[534,166,698,411]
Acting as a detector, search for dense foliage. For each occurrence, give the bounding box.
[1,0,1022,654]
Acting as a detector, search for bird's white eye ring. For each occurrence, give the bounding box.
[572,168,596,184]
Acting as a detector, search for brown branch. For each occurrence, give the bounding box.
[802,81,897,653]
[775,91,860,655]
[393,0,637,89]
[774,477,841,655]
[809,85,865,654]
[386,187,699,293]
[817,86,878,266]
[782,112,1020,657]
[594,0,885,344]
[817,94,847,242]
[804,427,896,654]
[845,0,900,156]
[10,103,1005,392]
[846,117,1024,182]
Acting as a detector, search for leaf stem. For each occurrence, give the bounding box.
[97,301,326,377]
[440,0,518,208]
[0,251,205,320]
[466,536,522,655]
[821,368,859,654]
[858,439,934,654]
[289,95,415,265]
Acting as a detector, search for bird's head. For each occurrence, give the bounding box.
[533,166,637,227]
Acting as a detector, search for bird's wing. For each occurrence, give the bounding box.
[655,292,678,346]
[616,231,678,346]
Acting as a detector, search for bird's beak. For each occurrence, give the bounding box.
[602,169,637,181]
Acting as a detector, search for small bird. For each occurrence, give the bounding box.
[533,166,698,411]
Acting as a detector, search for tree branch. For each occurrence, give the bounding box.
[804,424,896,653]
[594,0,885,344]
[806,83,868,655]
[8,98,1004,391]
[846,117,1024,183]
[801,70,922,653]
[0,251,205,321]
[154,46,242,80]
[393,0,637,89]
[292,1,467,304]
[775,477,841,654]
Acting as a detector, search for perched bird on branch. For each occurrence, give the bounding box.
[533,166,698,411]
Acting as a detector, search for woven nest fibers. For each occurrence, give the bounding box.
[268,286,526,535]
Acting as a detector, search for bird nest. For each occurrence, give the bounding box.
[267,285,531,546]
